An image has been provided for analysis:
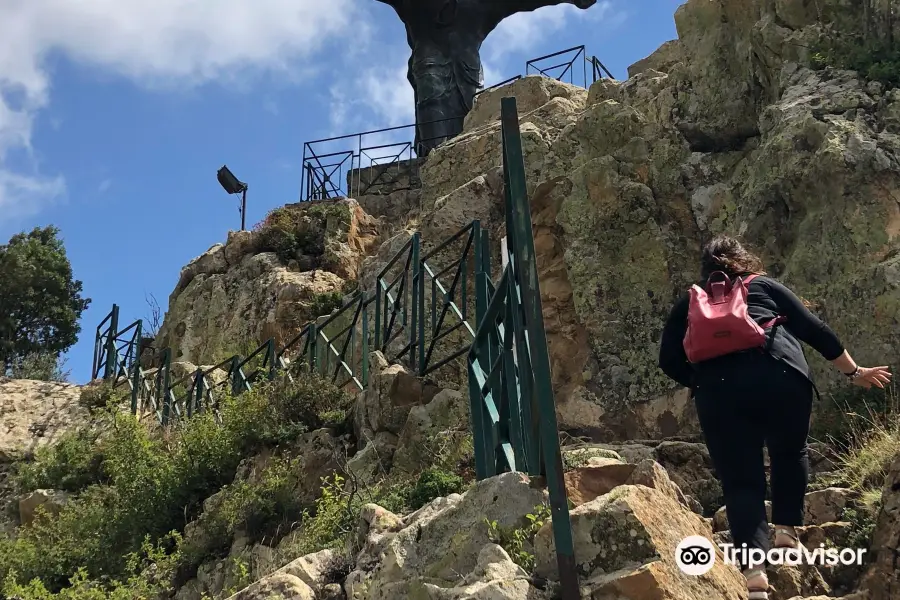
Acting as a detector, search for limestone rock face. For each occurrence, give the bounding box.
[353,352,438,444]
[392,389,469,475]
[420,76,588,214]
[228,549,338,600]
[860,450,900,600]
[157,199,377,364]
[0,378,88,462]
[346,0,900,439]
[343,472,547,599]
[229,572,315,600]
[533,484,746,598]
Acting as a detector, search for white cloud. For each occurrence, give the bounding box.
[0,0,361,225]
[328,51,413,134]
[0,170,65,225]
[97,179,112,194]
[483,1,615,64]
[321,45,415,171]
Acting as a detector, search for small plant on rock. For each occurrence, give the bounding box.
[485,503,552,573]
[309,290,344,318]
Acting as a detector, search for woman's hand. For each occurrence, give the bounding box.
[852,366,892,389]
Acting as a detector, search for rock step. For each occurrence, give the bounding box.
[713,487,857,532]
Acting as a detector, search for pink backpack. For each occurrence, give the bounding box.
[683,272,786,364]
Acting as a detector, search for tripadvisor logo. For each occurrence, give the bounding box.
[676,536,716,575]
[675,535,867,575]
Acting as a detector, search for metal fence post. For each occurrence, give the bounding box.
[229,355,242,395]
[470,225,491,479]
[308,323,318,373]
[130,358,141,415]
[103,304,120,380]
[159,348,172,426]
[266,338,277,380]
[409,233,421,372]
[500,96,579,599]
[131,320,143,374]
[361,301,370,387]
[193,369,205,415]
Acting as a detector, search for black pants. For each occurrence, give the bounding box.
[693,352,813,568]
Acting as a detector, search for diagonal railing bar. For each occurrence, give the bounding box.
[110,319,143,388]
[525,45,588,88]
[373,233,420,368]
[474,75,523,98]
[277,323,316,378]
[315,295,366,391]
[91,304,119,381]
[195,357,241,417]
[356,142,414,196]
[588,55,614,81]
[233,338,278,393]
[303,150,353,200]
[419,220,480,377]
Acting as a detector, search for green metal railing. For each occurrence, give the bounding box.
[92,96,577,594]
[468,97,578,597]
[93,221,483,425]
[91,305,119,380]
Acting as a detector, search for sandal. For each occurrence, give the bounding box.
[774,527,806,566]
[774,526,805,550]
[743,567,769,600]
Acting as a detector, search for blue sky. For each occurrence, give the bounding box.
[0,0,680,384]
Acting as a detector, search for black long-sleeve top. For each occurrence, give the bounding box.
[658,275,845,389]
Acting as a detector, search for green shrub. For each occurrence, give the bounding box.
[811,35,900,89]
[255,205,345,263]
[309,291,344,318]
[15,429,106,494]
[77,382,120,411]
[812,383,897,442]
[407,468,464,511]
[0,372,349,593]
[842,489,882,554]
[824,384,900,555]
[179,455,307,569]
[1,533,182,600]
[8,352,70,383]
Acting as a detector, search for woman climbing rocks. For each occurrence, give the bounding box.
[658,235,891,599]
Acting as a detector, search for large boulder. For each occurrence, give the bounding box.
[157,199,378,364]
[353,352,437,443]
[533,484,746,598]
[391,389,469,475]
[344,472,547,599]
[0,378,89,462]
[18,489,69,526]
[228,572,315,600]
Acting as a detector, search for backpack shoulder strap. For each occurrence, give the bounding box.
[742,273,761,285]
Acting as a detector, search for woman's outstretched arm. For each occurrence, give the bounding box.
[765,278,892,388]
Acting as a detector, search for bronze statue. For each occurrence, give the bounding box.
[375,0,596,155]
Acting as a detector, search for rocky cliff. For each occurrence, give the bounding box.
[156,0,900,443]
[4,0,888,598]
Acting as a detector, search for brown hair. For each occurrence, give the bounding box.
[700,236,766,280]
